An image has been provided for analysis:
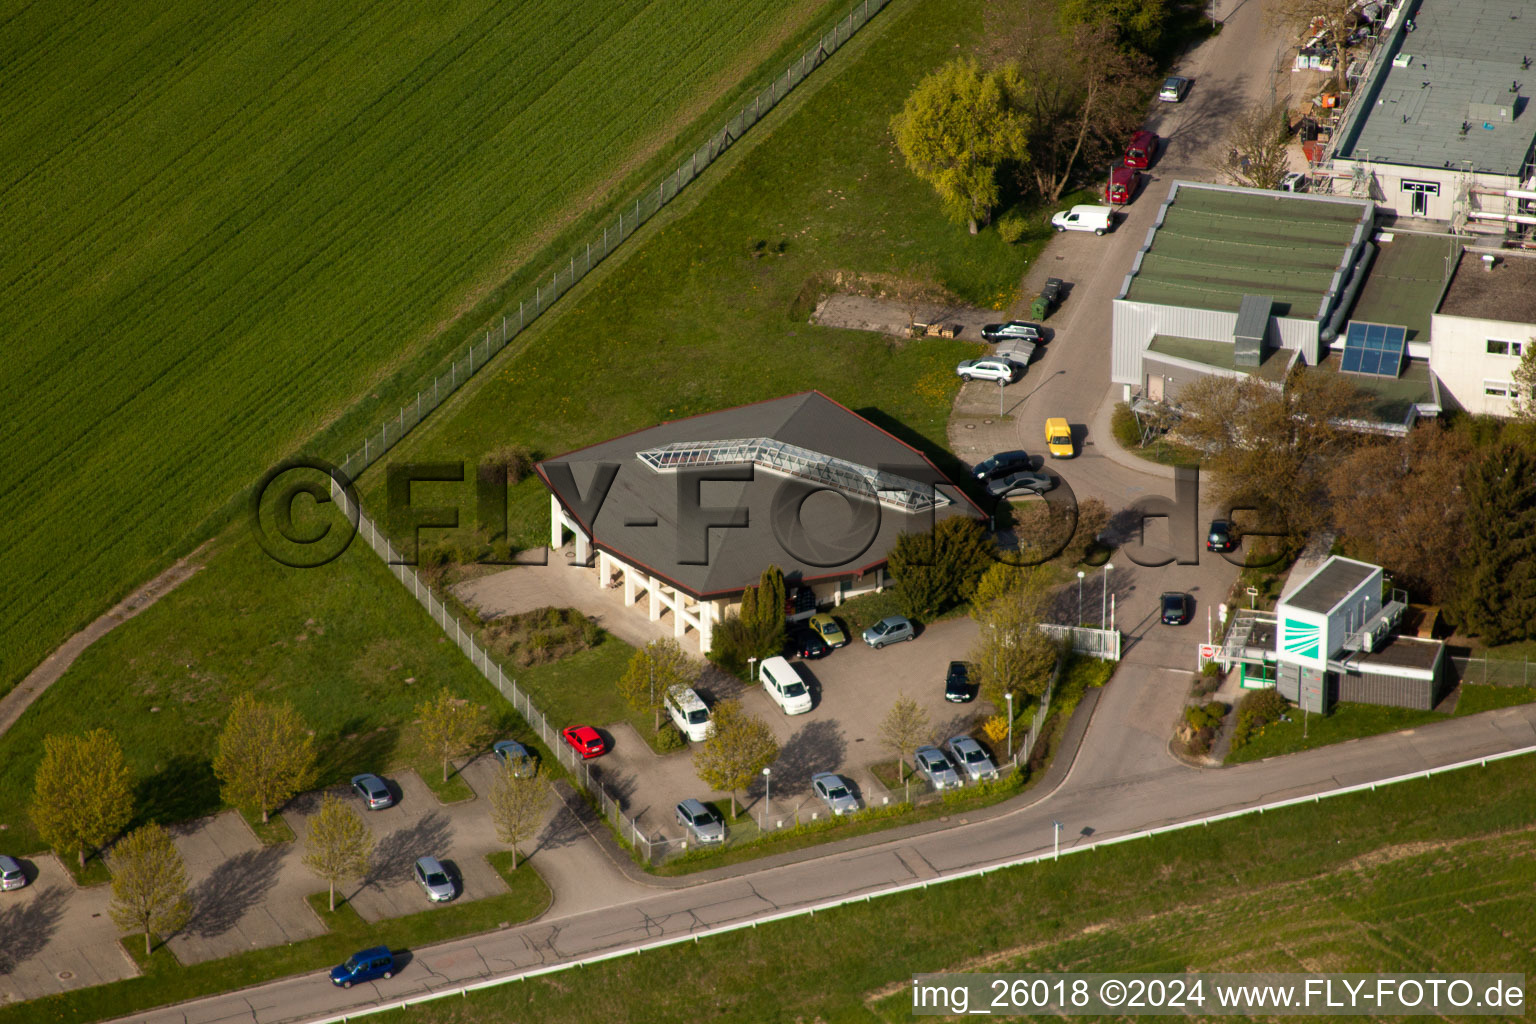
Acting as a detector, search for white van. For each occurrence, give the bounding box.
[666,686,712,742]
[758,656,813,715]
[1050,205,1113,235]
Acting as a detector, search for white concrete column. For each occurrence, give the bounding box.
[596,550,611,589]
[623,567,638,606]
[574,528,590,564]
[699,601,716,653]
[673,596,687,638]
[649,576,663,621]
[550,494,563,549]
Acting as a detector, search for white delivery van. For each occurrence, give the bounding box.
[758,656,813,715]
[666,686,712,742]
[1050,205,1113,235]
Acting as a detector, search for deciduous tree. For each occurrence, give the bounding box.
[108,824,191,955]
[1223,101,1292,191]
[30,729,135,869]
[970,566,1058,707]
[415,687,486,783]
[891,59,1030,233]
[1451,444,1536,644]
[617,638,700,732]
[691,700,778,817]
[488,761,551,870]
[1509,342,1536,422]
[1270,0,1360,92]
[1058,0,1171,55]
[879,695,932,781]
[303,794,375,912]
[212,694,317,824]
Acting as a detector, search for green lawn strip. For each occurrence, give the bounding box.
[1225,701,1446,765]
[414,765,478,805]
[1454,684,1536,716]
[241,811,296,847]
[378,756,1536,1024]
[58,856,113,889]
[0,858,550,1024]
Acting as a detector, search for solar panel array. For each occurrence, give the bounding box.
[1340,321,1407,378]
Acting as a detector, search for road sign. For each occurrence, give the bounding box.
[1198,644,1216,659]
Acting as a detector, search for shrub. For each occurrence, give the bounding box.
[707,613,784,679]
[996,211,1028,244]
[1229,688,1290,751]
[484,606,601,667]
[479,444,534,486]
[653,724,687,753]
[1111,402,1140,448]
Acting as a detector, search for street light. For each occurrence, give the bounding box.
[762,766,772,825]
[1004,691,1014,762]
[1101,562,1114,629]
[1076,570,1085,626]
[1053,819,1063,860]
[748,656,759,683]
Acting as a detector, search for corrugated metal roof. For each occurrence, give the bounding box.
[1234,294,1273,342]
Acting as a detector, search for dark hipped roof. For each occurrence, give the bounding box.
[1285,557,1379,616]
[536,392,982,599]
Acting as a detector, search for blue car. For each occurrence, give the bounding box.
[330,946,395,988]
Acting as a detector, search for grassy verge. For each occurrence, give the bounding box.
[415,766,478,804]
[1455,684,1536,716]
[1225,701,1446,764]
[0,857,550,1024]
[241,811,296,847]
[376,753,1536,1023]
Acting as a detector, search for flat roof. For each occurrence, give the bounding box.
[1285,556,1379,616]
[1334,0,1536,176]
[1312,353,1438,424]
[536,391,981,599]
[1438,249,1536,323]
[1353,635,1444,672]
[1347,232,1456,343]
[1146,334,1295,383]
[1122,184,1370,317]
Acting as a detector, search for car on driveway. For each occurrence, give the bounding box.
[789,626,831,659]
[1051,205,1113,235]
[1161,592,1193,626]
[913,745,962,790]
[1104,165,1141,205]
[862,615,915,649]
[675,799,726,844]
[413,856,456,903]
[981,320,1043,343]
[0,855,26,891]
[812,773,860,815]
[946,735,1000,782]
[561,724,607,758]
[972,450,1033,482]
[492,740,537,778]
[1207,518,1237,552]
[1123,129,1159,169]
[350,773,393,811]
[956,357,1021,383]
[944,661,975,703]
[986,470,1056,498]
[1159,75,1191,102]
[330,946,395,988]
[758,655,813,715]
[808,613,848,648]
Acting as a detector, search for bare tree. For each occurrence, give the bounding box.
[488,761,551,870]
[878,695,932,781]
[691,700,778,816]
[415,686,486,783]
[30,729,134,869]
[1269,0,1359,92]
[109,824,191,956]
[212,694,316,824]
[302,794,374,912]
[1223,101,1292,190]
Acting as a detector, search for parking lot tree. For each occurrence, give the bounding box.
[879,695,932,781]
[888,517,995,618]
[1450,444,1536,644]
[415,686,487,783]
[891,58,1030,233]
[303,793,375,912]
[30,728,134,868]
[691,700,779,817]
[970,564,1058,706]
[488,761,551,870]
[212,694,317,825]
[108,823,191,956]
[1222,101,1292,191]
[618,638,700,732]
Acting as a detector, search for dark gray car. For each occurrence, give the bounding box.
[986,470,1056,498]
[492,740,537,778]
[350,773,393,810]
[675,799,726,844]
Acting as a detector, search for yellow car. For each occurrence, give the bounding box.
[808,613,848,648]
[1045,417,1075,458]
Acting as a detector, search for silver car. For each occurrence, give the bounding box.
[350,773,393,810]
[945,736,1000,782]
[492,740,536,778]
[811,772,860,815]
[675,799,725,844]
[0,855,26,891]
[913,746,962,790]
[412,856,456,902]
[861,615,914,649]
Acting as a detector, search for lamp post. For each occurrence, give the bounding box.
[1077,570,1085,626]
[748,656,759,684]
[1053,819,1063,860]
[1101,562,1114,629]
[762,766,772,826]
[1004,691,1014,762]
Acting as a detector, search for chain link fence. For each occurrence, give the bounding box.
[335,0,892,486]
[1449,656,1536,688]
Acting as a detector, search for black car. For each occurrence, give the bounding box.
[986,470,1056,499]
[944,661,974,703]
[1207,519,1236,552]
[789,626,831,659]
[981,321,1043,343]
[1161,591,1192,625]
[972,450,1033,482]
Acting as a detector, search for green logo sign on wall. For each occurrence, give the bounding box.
[1283,618,1321,661]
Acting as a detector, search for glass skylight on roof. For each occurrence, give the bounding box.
[1340,321,1406,378]
[635,437,951,513]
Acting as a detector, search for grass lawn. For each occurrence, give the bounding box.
[358,754,1536,1023]
[0,0,853,698]
[1225,701,1446,765]
[1455,684,1536,716]
[0,855,550,1024]
[506,637,682,753]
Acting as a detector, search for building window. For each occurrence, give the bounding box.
[1486,339,1523,357]
[1484,381,1512,398]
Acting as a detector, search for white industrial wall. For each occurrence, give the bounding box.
[1430,311,1535,416]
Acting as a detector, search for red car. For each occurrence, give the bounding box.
[1105,165,1141,205]
[1123,129,1159,169]
[561,725,606,759]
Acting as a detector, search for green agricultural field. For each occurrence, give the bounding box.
[0,0,847,696]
